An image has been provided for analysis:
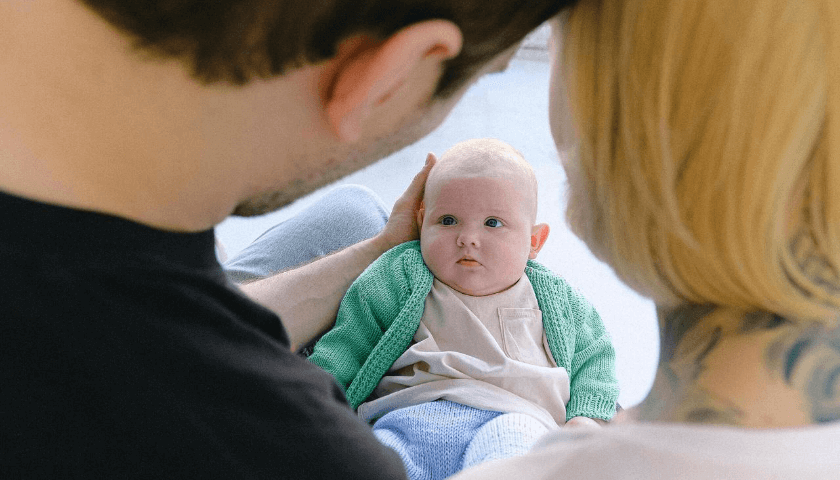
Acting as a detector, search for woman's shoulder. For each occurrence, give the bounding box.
[450,421,840,480]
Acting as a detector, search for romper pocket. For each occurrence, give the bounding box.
[498,308,552,367]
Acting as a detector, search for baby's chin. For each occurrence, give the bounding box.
[435,277,518,297]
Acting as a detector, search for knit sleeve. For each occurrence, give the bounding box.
[308,241,431,408]
[564,284,620,422]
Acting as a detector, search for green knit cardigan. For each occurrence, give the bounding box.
[309,241,619,421]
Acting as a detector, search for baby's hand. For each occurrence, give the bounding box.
[565,416,603,429]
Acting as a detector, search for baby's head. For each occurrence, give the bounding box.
[418,138,550,296]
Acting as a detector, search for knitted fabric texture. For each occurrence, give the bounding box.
[372,400,547,480]
[308,241,619,421]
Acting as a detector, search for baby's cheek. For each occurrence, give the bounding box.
[420,238,446,275]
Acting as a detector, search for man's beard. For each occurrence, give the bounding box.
[230,101,450,218]
[230,154,364,217]
[230,132,418,217]
[231,187,300,217]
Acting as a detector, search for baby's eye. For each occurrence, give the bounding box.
[485,218,504,228]
[441,216,457,226]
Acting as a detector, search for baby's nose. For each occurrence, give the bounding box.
[456,227,480,247]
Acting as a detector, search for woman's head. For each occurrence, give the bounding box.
[552,0,840,322]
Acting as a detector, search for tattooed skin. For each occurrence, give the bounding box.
[765,321,840,423]
[635,230,840,426]
[637,305,748,425]
[789,229,840,298]
[782,228,840,422]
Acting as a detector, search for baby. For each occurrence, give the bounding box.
[309,138,618,480]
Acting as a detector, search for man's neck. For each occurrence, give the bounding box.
[0,0,316,232]
[634,304,840,427]
[0,126,235,232]
[0,0,232,231]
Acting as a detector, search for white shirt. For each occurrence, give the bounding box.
[358,276,570,429]
[450,421,840,479]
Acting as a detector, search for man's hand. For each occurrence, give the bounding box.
[240,153,438,351]
[374,153,437,251]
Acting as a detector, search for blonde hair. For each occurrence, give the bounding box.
[562,0,840,322]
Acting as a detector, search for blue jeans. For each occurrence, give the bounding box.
[223,184,389,283]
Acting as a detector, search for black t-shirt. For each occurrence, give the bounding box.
[1,191,406,479]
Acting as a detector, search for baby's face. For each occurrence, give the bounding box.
[419,174,535,296]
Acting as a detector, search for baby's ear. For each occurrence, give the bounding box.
[529,223,550,259]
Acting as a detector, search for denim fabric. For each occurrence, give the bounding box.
[223,184,389,283]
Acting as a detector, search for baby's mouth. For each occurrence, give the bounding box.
[457,257,481,267]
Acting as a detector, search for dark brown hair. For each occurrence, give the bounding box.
[80,0,573,97]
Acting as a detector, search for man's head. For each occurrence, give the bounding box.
[80,0,571,99]
[0,0,574,231]
[417,138,550,296]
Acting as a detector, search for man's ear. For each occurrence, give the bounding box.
[529,223,550,259]
[325,20,463,143]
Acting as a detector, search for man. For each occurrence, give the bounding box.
[1,0,572,477]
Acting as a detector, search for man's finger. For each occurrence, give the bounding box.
[399,152,437,204]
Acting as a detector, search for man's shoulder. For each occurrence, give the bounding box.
[4,258,405,478]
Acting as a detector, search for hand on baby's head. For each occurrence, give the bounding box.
[417,139,549,297]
